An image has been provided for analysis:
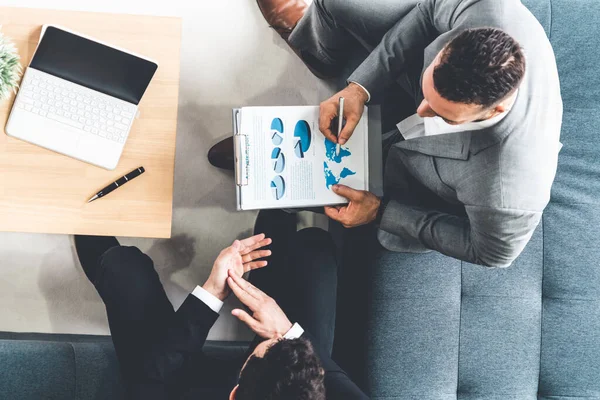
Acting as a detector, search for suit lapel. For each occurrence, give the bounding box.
[395,130,472,160]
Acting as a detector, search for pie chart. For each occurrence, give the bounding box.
[271,148,285,173]
[271,176,286,200]
[293,120,311,158]
[294,141,304,158]
[271,118,284,145]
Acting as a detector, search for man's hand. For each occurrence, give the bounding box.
[202,234,272,301]
[319,83,369,145]
[228,270,293,339]
[324,184,381,228]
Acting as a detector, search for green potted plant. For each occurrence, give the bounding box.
[0,28,21,101]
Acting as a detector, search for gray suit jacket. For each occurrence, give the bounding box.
[348,0,563,267]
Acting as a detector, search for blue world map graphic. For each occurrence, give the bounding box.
[323,138,356,189]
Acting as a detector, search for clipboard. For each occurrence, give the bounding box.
[233,108,247,210]
[232,106,382,211]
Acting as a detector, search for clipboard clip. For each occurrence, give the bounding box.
[234,134,249,187]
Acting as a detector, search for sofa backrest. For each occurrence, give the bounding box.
[0,332,248,400]
[0,333,124,400]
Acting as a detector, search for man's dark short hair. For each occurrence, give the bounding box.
[433,27,526,108]
[236,338,326,400]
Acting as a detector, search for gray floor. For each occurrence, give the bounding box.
[0,0,334,341]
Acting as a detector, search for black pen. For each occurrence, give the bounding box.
[87,166,146,203]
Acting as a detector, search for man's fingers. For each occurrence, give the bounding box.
[324,206,339,219]
[232,309,259,330]
[231,240,242,251]
[338,116,359,145]
[324,206,346,224]
[332,184,364,201]
[239,234,266,250]
[241,239,272,256]
[242,249,271,263]
[243,260,268,273]
[325,204,352,226]
[227,276,260,310]
[228,270,266,299]
[319,103,338,143]
[323,130,338,144]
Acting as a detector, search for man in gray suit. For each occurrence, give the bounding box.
[243,0,562,268]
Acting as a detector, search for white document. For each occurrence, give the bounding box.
[235,106,369,211]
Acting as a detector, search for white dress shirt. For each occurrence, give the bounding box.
[191,286,304,339]
[191,285,225,313]
[349,81,371,102]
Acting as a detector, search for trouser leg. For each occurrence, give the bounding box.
[93,246,175,384]
[280,228,338,354]
[251,211,338,355]
[332,223,380,389]
[289,0,419,67]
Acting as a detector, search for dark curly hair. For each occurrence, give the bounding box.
[236,338,326,400]
[433,27,526,108]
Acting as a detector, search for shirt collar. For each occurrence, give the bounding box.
[394,89,523,159]
[422,89,518,136]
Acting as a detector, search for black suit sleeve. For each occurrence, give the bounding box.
[139,294,220,388]
[301,332,370,399]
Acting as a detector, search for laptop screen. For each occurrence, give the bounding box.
[30,26,158,105]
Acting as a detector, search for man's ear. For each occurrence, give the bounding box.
[494,103,507,114]
[229,384,239,400]
[486,103,507,120]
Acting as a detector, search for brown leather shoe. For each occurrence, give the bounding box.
[208,136,234,170]
[256,0,308,40]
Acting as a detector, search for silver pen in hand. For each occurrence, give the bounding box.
[336,97,345,156]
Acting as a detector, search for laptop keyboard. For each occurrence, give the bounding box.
[14,69,137,144]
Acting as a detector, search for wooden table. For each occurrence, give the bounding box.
[0,7,181,238]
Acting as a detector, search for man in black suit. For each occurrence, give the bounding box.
[74,210,368,399]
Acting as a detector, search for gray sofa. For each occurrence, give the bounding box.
[1,0,599,399]
[356,0,600,398]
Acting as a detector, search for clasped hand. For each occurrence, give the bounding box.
[202,234,272,301]
[228,271,293,339]
[203,234,293,340]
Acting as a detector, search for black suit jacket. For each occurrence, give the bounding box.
[127,294,369,399]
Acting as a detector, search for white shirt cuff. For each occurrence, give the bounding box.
[191,285,224,314]
[283,323,305,340]
[349,81,371,103]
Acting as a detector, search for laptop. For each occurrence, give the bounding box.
[6,25,158,170]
